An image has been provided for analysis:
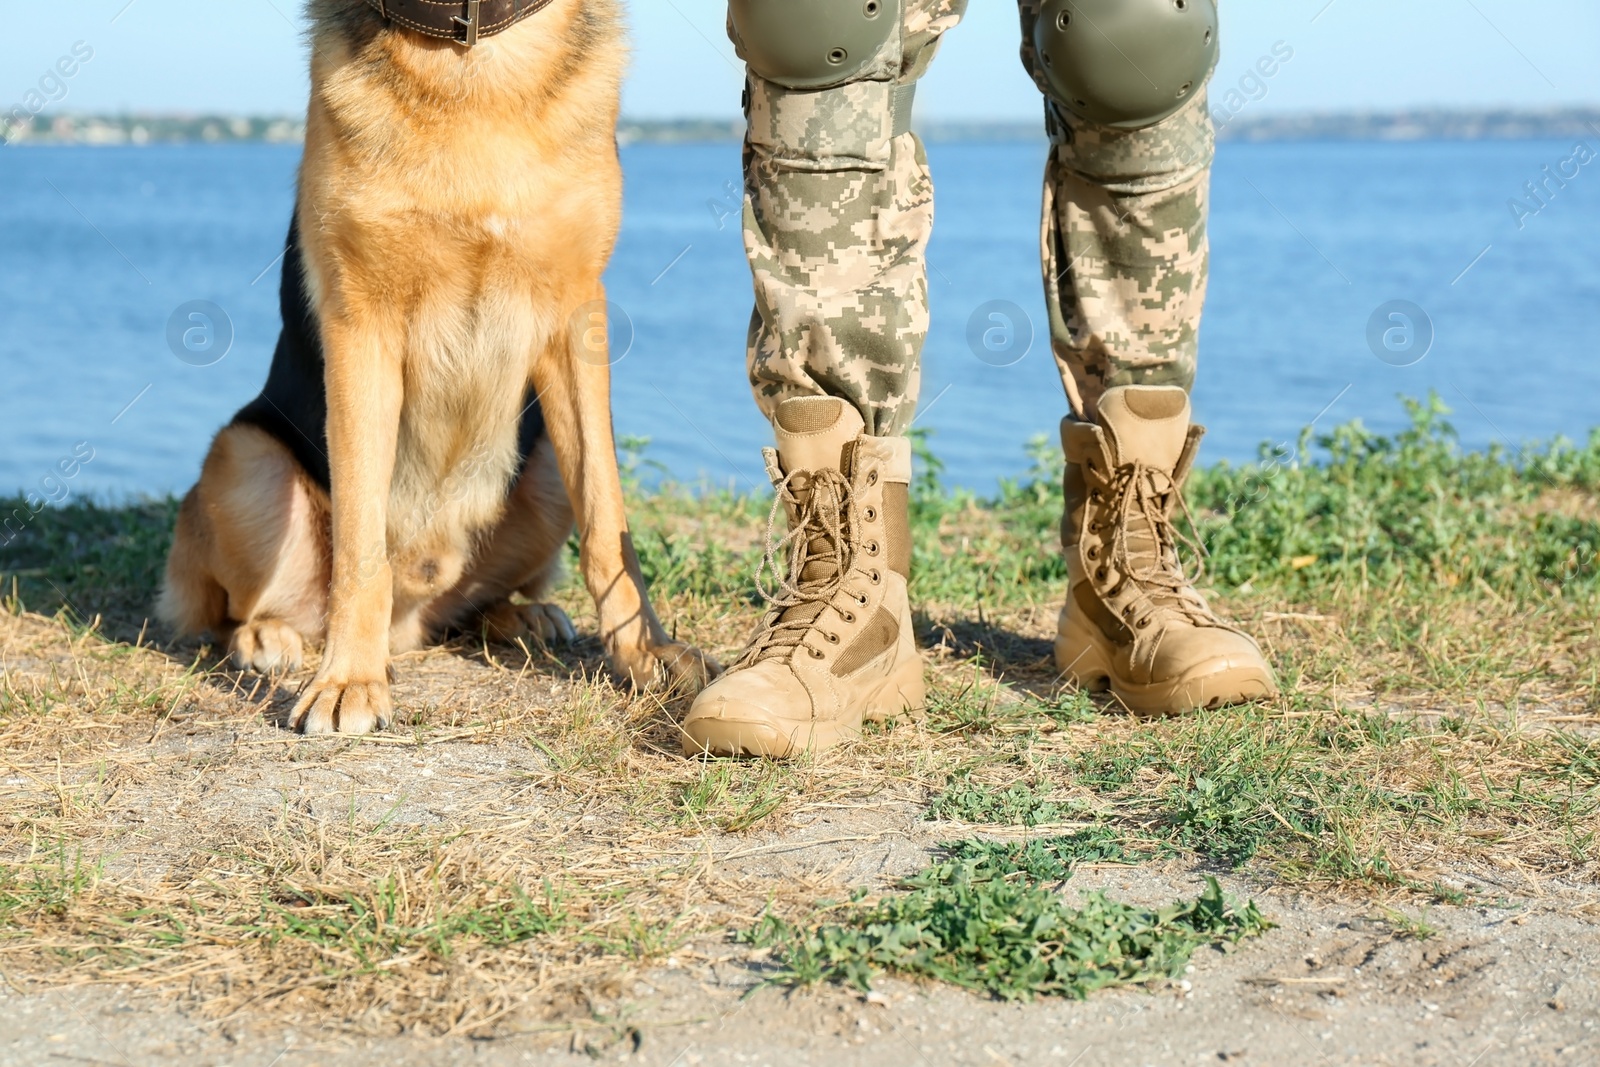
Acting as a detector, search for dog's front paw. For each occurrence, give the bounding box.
[229,618,305,674]
[612,641,721,697]
[290,674,392,735]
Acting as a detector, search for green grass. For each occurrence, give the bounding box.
[3,394,1597,1023]
[1189,395,1600,595]
[1375,907,1439,942]
[0,855,573,976]
[677,761,796,833]
[0,845,102,926]
[6,393,1599,628]
[926,774,1078,827]
[0,497,176,630]
[901,392,1600,611]
[945,827,1169,880]
[742,863,1267,1001]
[265,879,570,970]
[918,700,1596,893]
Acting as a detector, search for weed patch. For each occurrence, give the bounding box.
[1065,708,1600,884]
[743,864,1267,1000]
[677,761,795,833]
[927,775,1077,827]
[945,826,1167,880]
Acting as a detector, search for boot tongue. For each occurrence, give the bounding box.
[1095,386,1192,589]
[1097,386,1190,473]
[748,398,865,661]
[774,396,865,477]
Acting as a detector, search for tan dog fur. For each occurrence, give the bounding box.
[160,0,715,734]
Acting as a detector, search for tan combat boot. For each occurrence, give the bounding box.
[681,396,923,758]
[1055,385,1277,714]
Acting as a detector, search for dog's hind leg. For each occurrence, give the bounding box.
[159,423,329,673]
[528,291,719,695]
[160,490,229,639]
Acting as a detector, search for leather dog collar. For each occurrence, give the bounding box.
[365,0,555,46]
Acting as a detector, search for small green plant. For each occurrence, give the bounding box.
[945,826,1163,880]
[1375,907,1438,941]
[677,762,793,833]
[268,878,569,971]
[1168,771,1318,867]
[743,863,1267,1000]
[906,425,949,508]
[0,847,100,924]
[926,775,1073,827]
[1071,713,1388,875]
[1030,688,1099,725]
[616,434,669,493]
[1188,393,1600,596]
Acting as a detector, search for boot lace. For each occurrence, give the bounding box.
[1095,460,1220,628]
[738,467,862,667]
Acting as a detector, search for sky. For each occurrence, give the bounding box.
[3,0,1597,121]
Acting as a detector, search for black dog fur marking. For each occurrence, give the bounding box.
[231,213,547,495]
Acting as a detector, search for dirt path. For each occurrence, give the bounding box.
[3,598,1598,1067]
[4,861,1598,1066]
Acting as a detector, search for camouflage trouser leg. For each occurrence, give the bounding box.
[737,0,968,438]
[738,0,1213,434]
[1017,2,1216,422]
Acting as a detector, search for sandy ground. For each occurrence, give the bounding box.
[3,605,1598,1067]
[4,863,1599,1066]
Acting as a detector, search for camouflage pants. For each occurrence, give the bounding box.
[737,0,1215,433]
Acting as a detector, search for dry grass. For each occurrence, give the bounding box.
[2,405,1598,1034]
[2,578,1595,1034]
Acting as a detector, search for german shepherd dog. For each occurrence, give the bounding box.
[160,0,716,734]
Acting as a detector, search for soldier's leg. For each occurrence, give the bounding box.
[1018,0,1215,419]
[682,0,967,759]
[1018,0,1279,713]
[737,0,967,437]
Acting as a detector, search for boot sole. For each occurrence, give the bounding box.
[1055,611,1277,716]
[681,657,925,759]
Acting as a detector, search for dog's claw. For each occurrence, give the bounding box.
[615,641,720,697]
[290,677,392,735]
[476,600,577,646]
[526,603,578,645]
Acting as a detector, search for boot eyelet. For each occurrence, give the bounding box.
[1086,546,1099,561]
[1095,566,1108,581]
[825,632,840,644]
[1110,583,1125,598]
[809,646,826,659]
[1121,605,1135,619]
[864,507,877,522]
[866,540,880,556]
[856,593,869,605]
[1088,521,1100,533]
[1136,617,1151,629]
[1090,491,1103,503]
[840,610,856,623]
[870,569,882,585]
[866,470,879,486]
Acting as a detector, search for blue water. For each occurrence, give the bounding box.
[2,137,1597,501]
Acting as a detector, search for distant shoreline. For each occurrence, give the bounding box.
[4,108,1597,147]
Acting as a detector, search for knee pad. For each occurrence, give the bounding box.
[730,0,900,89]
[1032,0,1218,129]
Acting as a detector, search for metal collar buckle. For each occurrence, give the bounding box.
[452,0,482,46]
